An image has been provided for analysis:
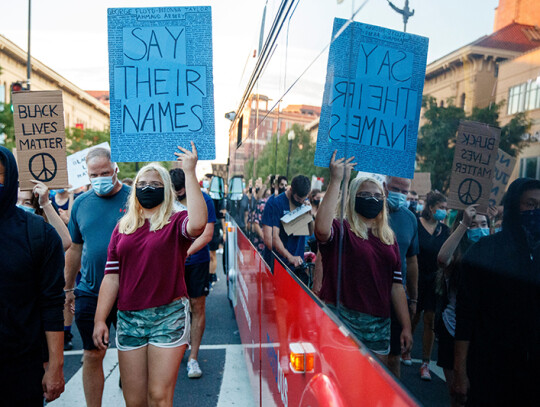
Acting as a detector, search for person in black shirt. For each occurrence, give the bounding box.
[0,146,65,405]
[413,190,450,381]
[453,178,540,407]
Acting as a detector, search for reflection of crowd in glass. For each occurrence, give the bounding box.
[236,152,540,407]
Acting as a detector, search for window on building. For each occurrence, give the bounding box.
[508,81,540,115]
[519,156,540,179]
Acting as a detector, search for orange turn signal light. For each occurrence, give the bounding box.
[289,342,315,373]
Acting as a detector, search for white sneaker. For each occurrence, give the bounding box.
[187,359,202,378]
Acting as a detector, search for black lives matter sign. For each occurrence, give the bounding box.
[13,90,68,190]
[447,121,500,213]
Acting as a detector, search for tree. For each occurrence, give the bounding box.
[417,96,531,193]
[243,124,331,188]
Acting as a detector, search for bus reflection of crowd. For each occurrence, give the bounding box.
[232,157,540,407]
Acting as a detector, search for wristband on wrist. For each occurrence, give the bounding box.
[64,288,75,293]
[409,299,418,303]
[40,200,52,209]
[459,220,470,229]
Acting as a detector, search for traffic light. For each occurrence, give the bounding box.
[9,82,24,112]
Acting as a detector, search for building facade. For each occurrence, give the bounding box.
[0,34,109,132]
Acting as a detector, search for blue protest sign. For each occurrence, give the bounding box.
[108,7,215,162]
[314,19,428,178]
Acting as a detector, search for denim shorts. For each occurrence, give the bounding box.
[327,303,391,355]
[116,298,190,351]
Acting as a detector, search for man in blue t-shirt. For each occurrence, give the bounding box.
[170,169,216,379]
[384,175,419,378]
[65,147,130,406]
[269,175,313,270]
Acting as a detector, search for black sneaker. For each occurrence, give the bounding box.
[64,331,73,351]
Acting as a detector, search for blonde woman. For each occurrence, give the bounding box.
[92,143,207,407]
[314,152,412,364]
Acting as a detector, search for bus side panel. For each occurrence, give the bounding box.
[233,229,262,405]
[260,260,284,407]
[272,261,418,407]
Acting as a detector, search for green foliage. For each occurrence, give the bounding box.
[417,96,531,193]
[243,124,330,188]
[0,103,15,148]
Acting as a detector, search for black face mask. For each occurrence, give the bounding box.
[136,187,165,209]
[355,196,384,219]
[278,187,286,195]
[291,197,303,207]
[177,193,186,202]
[255,187,260,194]
[312,199,321,207]
[409,201,417,212]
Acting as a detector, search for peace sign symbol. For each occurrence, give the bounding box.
[29,153,57,182]
[458,178,482,205]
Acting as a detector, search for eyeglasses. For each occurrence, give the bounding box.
[136,181,164,189]
[357,192,384,201]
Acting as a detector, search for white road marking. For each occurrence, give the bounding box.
[217,346,257,407]
[54,344,255,406]
[49,349,124,406]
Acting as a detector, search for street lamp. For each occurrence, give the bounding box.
[286,129,295,179]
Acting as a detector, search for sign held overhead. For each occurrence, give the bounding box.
[314,19,429,178]
[12,90,68,191]
[107,6,215,162]
[447,121,501,213]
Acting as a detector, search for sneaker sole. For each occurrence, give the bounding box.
[188,373,202,379]
[421,376,432,381]
[401,360,412,366]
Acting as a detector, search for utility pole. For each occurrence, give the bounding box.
[27,0,31,90]
[387,0,415,32]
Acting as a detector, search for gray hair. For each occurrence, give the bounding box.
[86,147,112,164]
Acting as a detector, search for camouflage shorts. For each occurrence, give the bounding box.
[116,298,190,351]
[327,303,391,355]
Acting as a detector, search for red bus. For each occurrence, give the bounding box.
[222,1,420,405]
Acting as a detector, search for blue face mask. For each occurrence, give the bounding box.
[387,191,408,210]
[494,227,502,233]
[434,209,447,221]
[467,227,489,243]
[91,175,115,196]
[17,204,36,214]
[202,180,210,189]
[417,203,424,212]
[56,189,65,194]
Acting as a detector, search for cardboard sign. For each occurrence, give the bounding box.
[281,205,312,236]
[411,172,431,197]
[66,142,110,190]
[447,121,501,213]
[489,149,517,206]
[314,19,429,178]
[12,90,68,191]
[108,6,215,162]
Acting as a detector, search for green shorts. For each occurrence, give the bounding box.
[327,303,391,355]
[116,298,190,351]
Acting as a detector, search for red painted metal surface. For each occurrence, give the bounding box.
[231,228,418,407]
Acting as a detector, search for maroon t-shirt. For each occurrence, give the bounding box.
[318,219,402,318]
[105,211,194,311]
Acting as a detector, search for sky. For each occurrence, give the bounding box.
[0,0,500,165]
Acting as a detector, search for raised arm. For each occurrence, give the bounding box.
[314,151,355,243]
[175,142,207,238]
[437,205,477,268]
[32,180,72,251]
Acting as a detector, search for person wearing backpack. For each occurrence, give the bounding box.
[0,146,65,405]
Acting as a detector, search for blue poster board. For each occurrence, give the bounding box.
[108,7,215,162]
[314,19,428,178]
